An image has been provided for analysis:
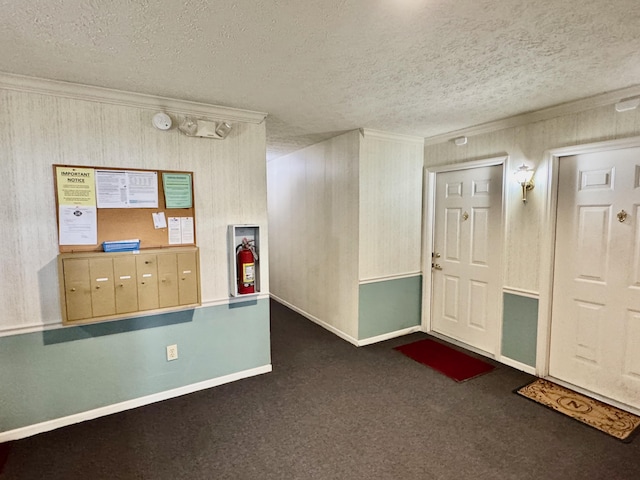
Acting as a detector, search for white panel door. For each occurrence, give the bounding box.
[550,147,640,410]
[432,165,503,354]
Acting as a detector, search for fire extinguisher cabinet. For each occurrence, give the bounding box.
[228,224,261,297]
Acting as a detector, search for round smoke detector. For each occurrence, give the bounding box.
[152,112,172,131]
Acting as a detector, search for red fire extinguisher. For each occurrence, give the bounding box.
[236,237,258,294]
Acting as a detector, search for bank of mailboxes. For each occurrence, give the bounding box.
[58,247,200,324]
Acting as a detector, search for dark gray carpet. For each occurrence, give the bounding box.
[3,299,640,479]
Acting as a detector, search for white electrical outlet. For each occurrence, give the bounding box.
[166,344,178,361]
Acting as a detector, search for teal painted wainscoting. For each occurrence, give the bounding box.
[0,299,270,433]
[501,292,538,367]
[358,275,422,340]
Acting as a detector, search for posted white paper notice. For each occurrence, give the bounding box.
[127,171,158,208]
[168,217,182,244]
[152,212,167,229]
[59,206,97,245]
[180,217,194,244]
[96,170,158,208]
[96,170,128,208]
[168,216,194,244]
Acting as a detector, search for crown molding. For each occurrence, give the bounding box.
[359,128,425,145]
[424,83,640,146]
[0,71,267,124]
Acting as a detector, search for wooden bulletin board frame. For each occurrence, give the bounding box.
[53,165,196,253]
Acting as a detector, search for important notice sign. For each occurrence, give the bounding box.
[56,166,96,206]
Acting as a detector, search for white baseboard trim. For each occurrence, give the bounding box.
[357,326,422,346]
[498,356,536,375]
[270,295,360,347]
[0,364,272,443]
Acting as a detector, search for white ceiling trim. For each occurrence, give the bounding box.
[0,72,267,124]
[360,128,425,145]
[423,84,640,146]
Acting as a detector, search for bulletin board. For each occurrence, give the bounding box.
[53,164,196,253]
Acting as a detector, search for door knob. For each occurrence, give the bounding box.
[432,252,441,258]
[617,210,628,223]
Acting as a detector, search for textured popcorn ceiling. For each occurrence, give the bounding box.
[2,0,640,159]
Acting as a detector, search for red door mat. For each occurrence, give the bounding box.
[394,338,495,382]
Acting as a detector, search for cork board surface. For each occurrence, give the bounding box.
[54,165,196,253]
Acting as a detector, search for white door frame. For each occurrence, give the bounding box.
[422,155,508,357]
[537,135,640,377]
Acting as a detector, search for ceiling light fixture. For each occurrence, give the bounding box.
[615,96,640,112]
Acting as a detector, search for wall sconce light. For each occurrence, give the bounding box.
[453,136,468,146]
[177,116,233,139]
[514,163,535,203]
